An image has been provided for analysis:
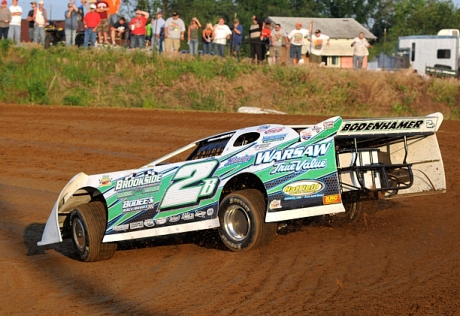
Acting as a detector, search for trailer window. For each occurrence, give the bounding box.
[411,43,415,62]
[437,49,451,59]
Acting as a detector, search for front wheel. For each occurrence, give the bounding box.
[218,189,276,251]
[70,201,117,262]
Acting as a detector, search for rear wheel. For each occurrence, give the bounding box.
[70,201,117,262]
[218,189,276,251]
[325,191,379,227]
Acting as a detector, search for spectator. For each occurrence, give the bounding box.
[151,10,164,53]
[202,22,213,55]
[106,0,119,26]
[33,0,47,44]
[27,2,36,41]
[128,9,149,49]
[212,17,231,58]
[308,29,330,64]
[187,17,201,55]
[145,17,153,45]
[65,3,79,46]
[261,21,271,60]
[270,23,287,65]
[110,17,127,46]
[95,0,109,44]
[230,18,242,61]
[0,0,11,40]
[249,16,263,63]
[351,32,373,69]
[164,11,185,54]
[83,3,100,47]
[287,22,309,65]
[8,0,22,45]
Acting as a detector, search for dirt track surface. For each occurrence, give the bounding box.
[1,104,459,315]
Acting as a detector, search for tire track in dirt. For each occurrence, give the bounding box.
[1,104,459,315]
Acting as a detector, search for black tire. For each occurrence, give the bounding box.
[218,189,276,251]
[70,201,117,262]
[325,191,378,227]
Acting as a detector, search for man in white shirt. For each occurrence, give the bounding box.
[8,0,22,45]
[351,32,373,69]
[33,0,47,44]
[308,29,330,64]
[287,22,309,65]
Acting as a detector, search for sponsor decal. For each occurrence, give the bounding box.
[262,133,287,143]
[144,219,155,227]
[99,175,112,186]
[323,120,334,129]
[341,120,424,132]
[181,212,195,220]
[271,158,327,174]
[323,194,341,205]
[155,218,167,225]
[206,208,214,216]
[122,198,154,213]
[255,143,331,165]
[143,185,160,193]
[300,130,313,141]
[264,127,285,134]
[269,200,282,209]
[257,125,271,132]
[224,154,253,166]
[113,224,129,231]
[195,210,206,218]
[254,143,271,151]
[115,170,162,191]
[283,180,325,197]
[129,221,144,230]
[117,190,134,198]
[169,215,180,223]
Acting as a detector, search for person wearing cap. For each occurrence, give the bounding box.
[26,2,36,42]
[7,0,22,45]
[65,2,79,46]
[0,0,12,40]
[33,0,47,44]
[151,10,164,53]
[287,22,309,65]
[230,18,243,61]
[128,9,149,49]
[308,29,330,64]
[164,11,185,54]
[83,3,101,47]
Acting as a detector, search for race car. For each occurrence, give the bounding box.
[38,113,446,262]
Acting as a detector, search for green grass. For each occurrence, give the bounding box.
[0,40,459,119]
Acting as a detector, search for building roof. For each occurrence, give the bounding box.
[267,17,376,40]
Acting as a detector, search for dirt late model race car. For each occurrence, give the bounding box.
[38,113,446,262]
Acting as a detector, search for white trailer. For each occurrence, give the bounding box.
[398,35,459,77]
